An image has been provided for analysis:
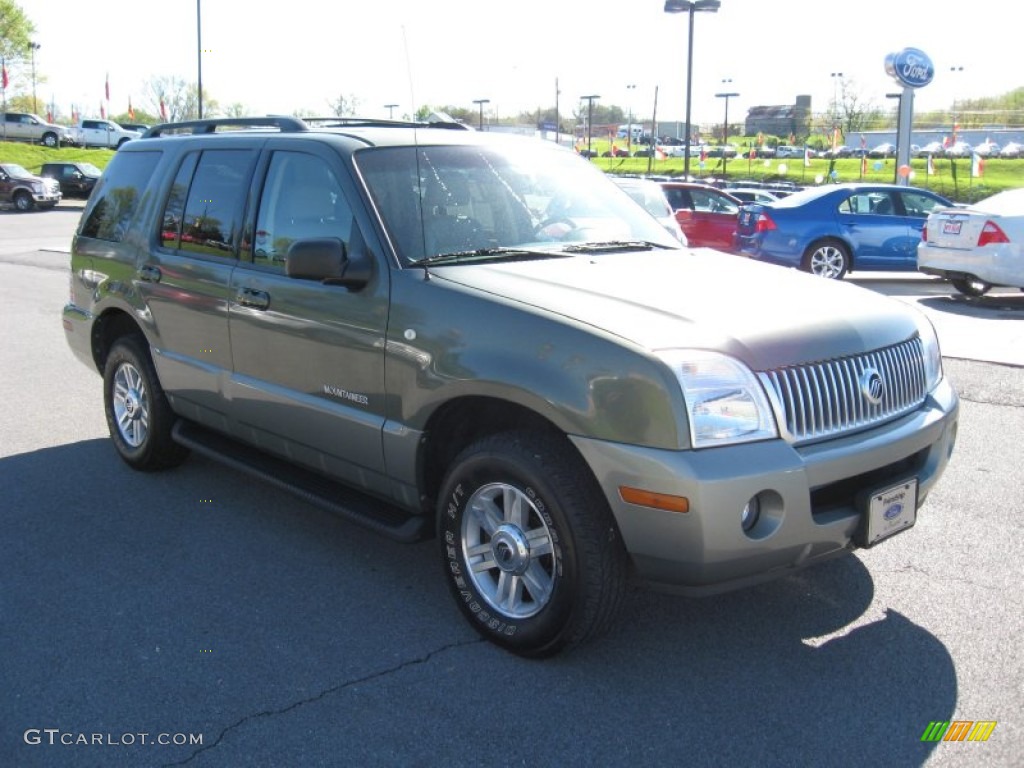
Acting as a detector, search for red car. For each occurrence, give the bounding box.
[658,181,741,250]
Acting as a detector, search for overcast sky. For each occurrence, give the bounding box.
[12,0,1020,125]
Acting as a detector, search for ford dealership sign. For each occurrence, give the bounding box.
[885,48,934,89]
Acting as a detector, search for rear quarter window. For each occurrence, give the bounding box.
[79,151,162,242]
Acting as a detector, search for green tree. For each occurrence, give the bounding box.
[1,0,36,95]
[328,93,360,117]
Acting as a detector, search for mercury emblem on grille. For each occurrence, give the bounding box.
[861,368,885,405]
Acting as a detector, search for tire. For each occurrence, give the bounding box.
[438,431,628,657]
[802,238,850,279]
[117,138,130,149]
[102,336,189,471]
[950,277,991,297]
[42,132,58,148]
[13,190,34,212]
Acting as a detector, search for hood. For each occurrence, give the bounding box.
[430,248,922,371]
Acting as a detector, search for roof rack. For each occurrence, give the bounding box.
[144,116,309,138]
[299,116,471,131]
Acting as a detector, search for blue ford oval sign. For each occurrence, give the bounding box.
[885,48,934,89]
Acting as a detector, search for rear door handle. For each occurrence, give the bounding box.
[236,287,270,310]
[138,265,161,283]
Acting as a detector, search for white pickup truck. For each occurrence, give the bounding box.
[71,119,141,149]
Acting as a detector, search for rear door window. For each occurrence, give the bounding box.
[79,151,162,242]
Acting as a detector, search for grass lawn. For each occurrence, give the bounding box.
[589,140,1024,203]
[0,142,116,175]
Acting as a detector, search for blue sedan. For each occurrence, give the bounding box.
[734,183,954,279]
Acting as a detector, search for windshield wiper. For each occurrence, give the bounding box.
[410,247,570,267]
[560,240,676,253]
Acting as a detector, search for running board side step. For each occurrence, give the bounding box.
[171,420,430,543]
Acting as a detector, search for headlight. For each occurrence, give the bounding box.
[31,182,44,193]
[657,350,778,448]
[915,314,943,392]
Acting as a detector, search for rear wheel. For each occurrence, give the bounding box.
[438,431,628,657]
[42,132,58,148]
[103,336,189,471]
[951,277,991,297]
[802,239,850,279]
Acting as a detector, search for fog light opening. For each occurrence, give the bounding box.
[741,496,761,532]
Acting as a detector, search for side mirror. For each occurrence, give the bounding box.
[285,236,373,289]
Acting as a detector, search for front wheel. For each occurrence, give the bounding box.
[13,191,34,212]
[951,277,991,297]
[438,431,628,657]
[42,132,58,148]
[103,336,189,471]
[803,239,850,279]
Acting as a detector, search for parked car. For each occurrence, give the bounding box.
[918,187,1024,296]
[944,141,973,158]
[915,141,945,157]
[774,145,806,159]
[0,111,75,147]
[611,176,687,244]
[821,145,851,159]
[0,163,62,211]
[40,161,103,198]
[734,183,954,279]
[658,181,742,249]
[71,119,142,149]
[868,143,897,158]
[999,142,1022,158]
[725,187,781,204]
[972,141,1001,158]
[61,116,958,657]
[118,123,152,135]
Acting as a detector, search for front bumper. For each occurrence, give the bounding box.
[571,375,959,594]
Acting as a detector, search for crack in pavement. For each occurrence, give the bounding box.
[162,637,484,767]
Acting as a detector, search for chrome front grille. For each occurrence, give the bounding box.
[758,338,927,444]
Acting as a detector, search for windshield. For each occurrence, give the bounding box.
[79,162,103,176]
[0,164,34,179]
[356,142,680,265]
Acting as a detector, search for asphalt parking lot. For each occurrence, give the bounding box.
[1,207,1022,767]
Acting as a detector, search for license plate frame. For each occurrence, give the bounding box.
[941,220,963,235]
[861,479,918,547]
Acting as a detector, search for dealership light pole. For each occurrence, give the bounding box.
[29,42,40,115]
[626,83,636,152]
[580,94,600,157]
[473,98,490,130]
[715,80,738,176]
[196,0,203,119]
[384,103,398,119]
[950,65,964,141]
[664,0,721,179]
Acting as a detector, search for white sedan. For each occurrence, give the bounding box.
[917,188,1024,296]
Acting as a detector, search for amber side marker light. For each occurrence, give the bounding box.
[618,486,690,513]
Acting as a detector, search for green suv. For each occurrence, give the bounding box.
[62,117,959,656]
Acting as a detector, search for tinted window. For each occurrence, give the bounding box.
[160,152,199,249]
[900,191,946,218]
[79,151,162,242]
[252,151,353,269]
[167,149,253,258]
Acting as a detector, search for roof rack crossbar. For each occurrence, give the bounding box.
[144,116,309,138]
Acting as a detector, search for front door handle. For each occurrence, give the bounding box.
[236,287,270,310]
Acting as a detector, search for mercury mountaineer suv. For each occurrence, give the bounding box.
[62,117,959,657]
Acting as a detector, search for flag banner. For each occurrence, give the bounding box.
[1,58,8,90]
[927,156,935,175]
[861,155,867,177]
[100,101,106,119]
[972,152,984,178]
[160,99,168,121]
[804,148,812,167]
[105,73,110,101]
[128,97,135,120]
